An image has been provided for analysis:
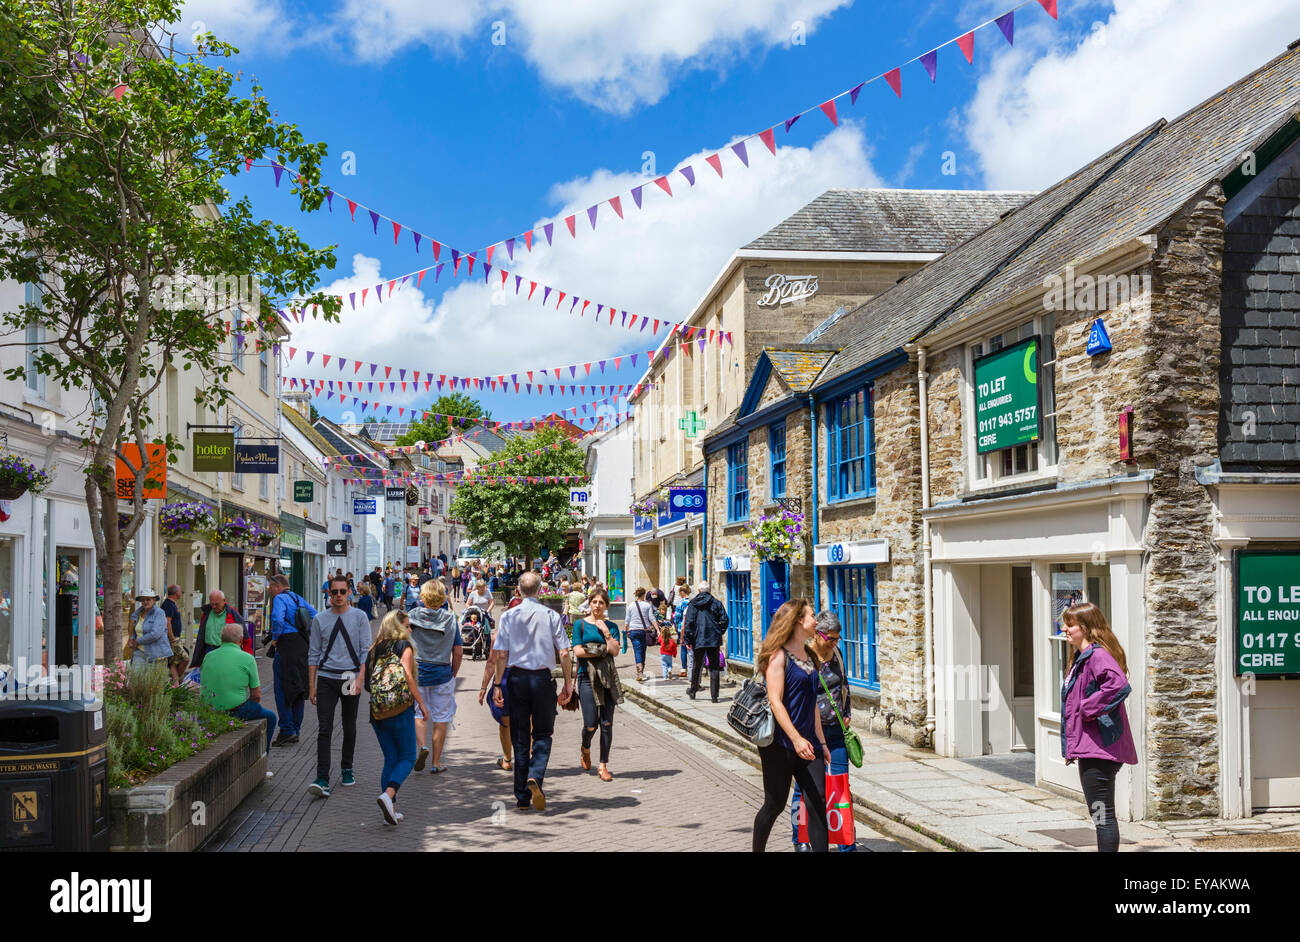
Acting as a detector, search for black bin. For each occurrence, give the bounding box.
[0,693,108,852]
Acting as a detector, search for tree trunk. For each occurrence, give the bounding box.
[99,551,125,667]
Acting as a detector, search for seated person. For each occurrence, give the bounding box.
[200,623,277,766]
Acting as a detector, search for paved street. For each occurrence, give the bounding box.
[206,604,903,852]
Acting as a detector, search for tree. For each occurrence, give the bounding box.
[0,2,341,660]
[396,392,489,446]
[449,426,585,563]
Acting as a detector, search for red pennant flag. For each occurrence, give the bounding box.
[417,268,427,288]
[288,346,297,359]
[884,68,902,97]
[1038,0,1057,19]
[557,291,566,307]
[392,221,402,243]
[957,30,974,63]
[759,127,776,155]
[584,363,592,376]
[654,175,672,197]
[486,245,495,264]
[355,361,362,374]
[467,256,476,276]
[528,281,537,300]
[322,355,331,367]
[431,240,441,262]
[820,99,838,126]
[705,153,723,178]
[347,199,357,220]
[384,366,392,379]
[524,230,533,252]
[361,287,369,305]
[388,278,396,296]
[565,215,576,237]
[501,268,509,287]
[609,196,623,219]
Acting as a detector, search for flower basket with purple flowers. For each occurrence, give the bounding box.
[214,516,254,545]
[158,501,217,539]
[743,507,806,562]
[0,451,52,500]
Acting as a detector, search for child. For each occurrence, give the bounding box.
[657,602,677,680]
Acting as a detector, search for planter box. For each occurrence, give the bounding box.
[539,598,564,616]
[109,721,266,852]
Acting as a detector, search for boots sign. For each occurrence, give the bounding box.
[1236,551,1300,677]
[756,273,819,307]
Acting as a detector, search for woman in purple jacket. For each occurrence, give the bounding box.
[1060,602,1138,852]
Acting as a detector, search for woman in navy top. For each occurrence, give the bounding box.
[751,598,829,852]
[571,588,622,782]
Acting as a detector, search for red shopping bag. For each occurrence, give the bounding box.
[797,772,857,846]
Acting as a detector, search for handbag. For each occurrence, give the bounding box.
[726,676,774,747]
[817,670,863,768]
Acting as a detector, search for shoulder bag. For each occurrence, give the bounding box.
[727,658,782,747]
[817,669,863,768]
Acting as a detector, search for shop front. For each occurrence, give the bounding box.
[305,527,327,606]
[280,514,306,596]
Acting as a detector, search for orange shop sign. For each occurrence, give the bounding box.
[115,444,167,500]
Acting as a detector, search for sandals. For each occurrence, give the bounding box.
[429,765,447,774]
[496,757,512,771]
[580,748,591,771]
[598,766,613,782]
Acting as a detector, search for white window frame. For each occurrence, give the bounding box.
[259,346,270,393]
[231,420,244,491]
[232,315,245,372]
[963,312,1058,490]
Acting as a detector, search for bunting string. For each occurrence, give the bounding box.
[287,381,630,426]
[282,375,634,404]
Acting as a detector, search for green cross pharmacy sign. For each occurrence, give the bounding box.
[679,412,707,437]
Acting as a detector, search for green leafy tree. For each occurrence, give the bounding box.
[450,426,585,563]
[396,392,489,446]
[0,2,341,659]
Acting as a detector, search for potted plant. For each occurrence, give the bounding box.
[158,501,217,540]
[214,516,253,545]
[743,506,806,563]
[0,451,52,501]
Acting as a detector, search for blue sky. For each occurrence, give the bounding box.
[180,0,1298,428]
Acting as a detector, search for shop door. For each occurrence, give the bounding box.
[759,560,789,637]
[53,550,88,669]
[1251,680,1300,808]
[291,552,306,596]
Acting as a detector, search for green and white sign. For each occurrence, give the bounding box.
[293,480,314,502]
[974,336,1040,454]
[1236,551,1300,677]
[192,431,235,471]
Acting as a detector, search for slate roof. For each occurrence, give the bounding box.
[280,402,335,458]
[767,347,839,393]
[811,44,1300,390]
[743,188,1033,254]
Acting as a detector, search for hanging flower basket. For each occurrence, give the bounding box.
[743,507,806,563]
[0,452,51,501]
[629,486,671,519]
[214,517,254,545]
[247,521,279,547]
[158,501,217,539]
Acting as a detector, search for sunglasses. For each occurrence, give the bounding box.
[815,630,840,643]
[329,588,350,595]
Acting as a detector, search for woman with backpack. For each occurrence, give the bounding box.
[625,587,658,683]
[365,610,427,826]
[1061,601,1138,852]
[751,598,830,852]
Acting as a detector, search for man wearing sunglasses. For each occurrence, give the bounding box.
[306,575,373,798]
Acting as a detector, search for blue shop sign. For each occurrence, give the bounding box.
[634,514,654,535]
[668,487,706,513]
[353,498,377,515]
[341,523,352,533]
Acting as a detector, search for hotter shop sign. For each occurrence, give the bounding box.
[974,336,1040,454]
[1236,551,1300,677]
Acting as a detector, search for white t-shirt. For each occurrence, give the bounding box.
[626,599,657,631]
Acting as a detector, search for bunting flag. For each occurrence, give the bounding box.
[283,379,632,420]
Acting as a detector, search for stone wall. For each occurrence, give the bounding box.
[818,364,928,746]
[923,346,965,504]
[1139,185,1225,818]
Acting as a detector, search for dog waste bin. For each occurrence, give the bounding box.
[0,688,108,852]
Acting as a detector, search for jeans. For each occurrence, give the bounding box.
[229,698,277,755]
[508,668,557,806]
[272,651,305,737]
[753,742,826,852]
[577,674,615,764]
[315,675,361,781]
[791,739,856,850]
[371,708,417,793]
[689,646,721,700]
[1078,757,1123,852]
[660,654,675,680]
[627,629,647,669]
[682,643,692,675]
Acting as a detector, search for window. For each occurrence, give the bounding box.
[1048,561,1111,712]
[725,572,753,662]
[769,423,786,500]
[259,347,270,393]
[726,440,748,523]
[826,565,878,688]
[970,315,1057,485]
[825,386,874,501]
[231,316,244,372]
[259,467,269,500]
[24,284,45,398]
[231,420,244,490]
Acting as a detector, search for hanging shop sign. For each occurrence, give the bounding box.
[974,336,1040,454]
[668,487,706,512]
[813,539,890,567]
[234,443,279,474]
[569,488,591,507]
[353,498,377,515]
[341,523,352,533]
[192,432,235,472]
[114,444,167,500]
[326,539,348,556]
[385,486,405,502]
[757,273,819,307]
[280,528,304,551]
[717,556,752,573]
[293,480,314,502]
[1235,551,1300,678]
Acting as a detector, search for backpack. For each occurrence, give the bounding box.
[368,641,414,720]
[292,594,313,638]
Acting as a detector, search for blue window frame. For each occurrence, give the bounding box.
[825,386,874,501]
[769,423,786,500]
[725,572,753,662]
[825,565,878,689]
[727,440,748,523]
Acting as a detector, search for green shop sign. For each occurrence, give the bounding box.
[1236,551,1300,677]
[293,480,314,502]
[192,432,235,472]
[974,336,1040,454]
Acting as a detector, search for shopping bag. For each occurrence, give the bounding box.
[797,772,857,846]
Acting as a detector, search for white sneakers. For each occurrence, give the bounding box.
[377,792,398,825]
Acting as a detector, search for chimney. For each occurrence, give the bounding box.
[283,389,312,419]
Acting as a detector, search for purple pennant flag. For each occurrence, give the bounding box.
[549,385,555,396]
[570,297,579,312]
[543,222,554,246]
[514,274,522,294]
[996,11,1013,45]
[526,384,531,394]
[699,338,707,353]
[920,49,938,81]
[784,114,801,133]
[368,209,379,234]
[325,187,333,211]
[599,360,606,373]
[511,374,517,385]
[277,307,289,322]
[640,316,648,331]
[596,304,604,317]
[506,237,515,260]
[271,162,284,186]
[413,232,421,253]
[399,369,406,381]
[542,286,551,305]
[569,366,576,378]
[680,165,695,187]
[386,406,392,416]
[306,351,314,365]
[620,311,627,327]
[484,263,492,283]
[451,248,460,269]
[339,358,346,372]
[349,292,356,309]
[375,284,383,302]
[370,364,377,377]
[731,141,749,167]
[400,274,409,287]
[434,264,444,282]
[631,354,639,367]
[849,81,865,105]
[587,204,598,229]
[631,185,644,209]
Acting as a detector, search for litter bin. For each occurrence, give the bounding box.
[0,689,108,852]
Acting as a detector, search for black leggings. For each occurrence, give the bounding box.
[578,675,614,764]
[753,742,827,852]
[1078,757,1122,852]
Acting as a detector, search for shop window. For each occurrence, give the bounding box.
[825,386,874,502]
[259,347,270,393]
[231,316,244,372]
[770,423,786,500]
[1048,561,1112,711]
[727,440,748,523]
[725,572,753,663]
[969,315,1057,487]
[826,565,878,689]
[0,538,13,675]
[231,420,244,491]
[605,543,625,602]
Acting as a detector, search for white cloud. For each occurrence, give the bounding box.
[964,0,1300,190]
[176,0,325,55]
[283,123,879,399]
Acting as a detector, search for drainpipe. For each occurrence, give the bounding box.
[917,347,935,735]
[809,393,820,611]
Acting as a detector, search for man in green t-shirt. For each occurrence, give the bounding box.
[201,624,277,761]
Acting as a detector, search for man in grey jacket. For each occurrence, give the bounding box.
[307,574,373,798]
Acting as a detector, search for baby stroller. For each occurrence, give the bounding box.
[460,605,494,661]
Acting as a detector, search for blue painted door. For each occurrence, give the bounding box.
[759,559,789,637]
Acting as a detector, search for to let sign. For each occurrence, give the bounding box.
[974,336,1040,454]
[1236,551,1300,677]
[115,444,167,500]
[192,432,235,472]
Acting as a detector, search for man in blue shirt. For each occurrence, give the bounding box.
[267,574,316,745]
